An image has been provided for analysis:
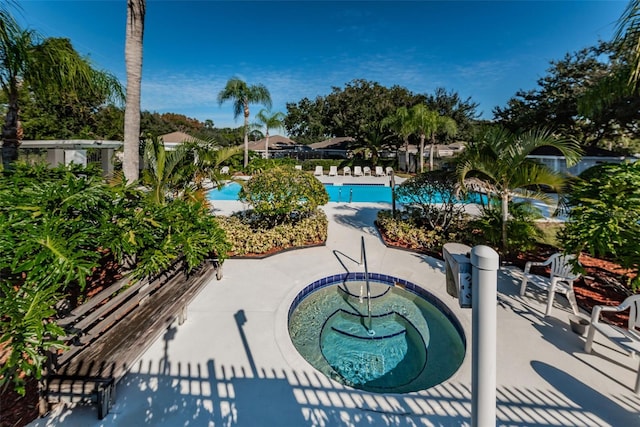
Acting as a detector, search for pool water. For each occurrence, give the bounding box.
[207,181,480,204]
[288,275,465,393]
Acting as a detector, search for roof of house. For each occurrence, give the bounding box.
[309,137,355,150]
[159,131,198,144]
[247,135,297,151]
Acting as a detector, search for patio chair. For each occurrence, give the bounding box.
[328,165,338,176]
[363,166,372,176]
[584,294,640,394]
[314,165,324,176]
[375,166,385,176]
[353,166,363,177]
[519,253,580,317]
[220,166,230,174]
[343,166,352,176]
[295,165,303,171]
[386,166,394,175]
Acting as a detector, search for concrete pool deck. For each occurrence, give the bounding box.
[30,203,640,426]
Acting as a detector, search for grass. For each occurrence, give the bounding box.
[535,221,564,248]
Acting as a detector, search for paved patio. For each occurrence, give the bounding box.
[30,202,640,426]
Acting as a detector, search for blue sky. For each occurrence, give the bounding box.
[17,1,626,131]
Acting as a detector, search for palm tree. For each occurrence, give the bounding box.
[615,0,640,86]
[142,136,191,205]
[0,12,122,172]
[123,0,146,183]
[427,116,457,172]
[253,109,285,159]
[456,126,582,252]
[381,106,412,171]
[408,105,438,173]
[217,78,271,168]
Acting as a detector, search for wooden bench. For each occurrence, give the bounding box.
[44,257,219,419]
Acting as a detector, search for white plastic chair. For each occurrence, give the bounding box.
[519,253,580,317]
[375,166,385,176]
[314,166,323,176]
[220,166,230,174]
[328,165,338,176]
[385,166,394,175]
[585,294,640,394]
[294,165,303,171]
[343,166,352,176]
[363,166,372,176]
[353,166,363,177]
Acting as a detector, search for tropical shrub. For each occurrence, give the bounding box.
[559,162,640,288]
[394,171,466,233]
[0,164,229,393]
[217,209,328,256]
[376,210,464,253]
[239,167,328,225]
[469,201,543,254]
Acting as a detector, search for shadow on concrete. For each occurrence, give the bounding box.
[30,308,640,427]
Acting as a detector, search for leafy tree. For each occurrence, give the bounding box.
[0,13,122,171]
[456,126,582,253]
[560,161,640,289]
[217,77,272,168]
[123,0,146,182]
[238,167,328,226]
[394,171,466,233]
[494,41,639,151]
[284,96,329,143]
[253,109,285,159]
[424,87,479,141]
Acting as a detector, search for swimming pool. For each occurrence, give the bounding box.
[288,273,466,393]
[207,181,480,204]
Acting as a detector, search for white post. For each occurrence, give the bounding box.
[471,245,499,427]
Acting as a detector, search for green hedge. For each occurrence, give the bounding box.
[218,209,328,256]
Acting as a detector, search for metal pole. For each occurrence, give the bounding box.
[361,236,372,333]
[390,170,396,216]
[470,245,499,427]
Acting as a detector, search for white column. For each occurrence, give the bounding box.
[471,245,499,427]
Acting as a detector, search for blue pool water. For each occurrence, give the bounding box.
[207,181,481,204]
[288,273,465,393]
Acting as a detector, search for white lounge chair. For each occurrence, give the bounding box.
[353,166,363,177]
[519,253,580,317]
[314,166,323,176]
[328,165,338,176]
[295,165,303,171]
[385,166,394,176]
[343,166,352,176]
[220,166,230,174]
[585,294,640,394]
[363,166,372,176]
[375,166,385,176]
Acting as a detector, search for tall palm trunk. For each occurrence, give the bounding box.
[265,129,270,160]
[123,0,145,183]
[243,104,250,168]
[403,137,409,172]
[429,135,436,171]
